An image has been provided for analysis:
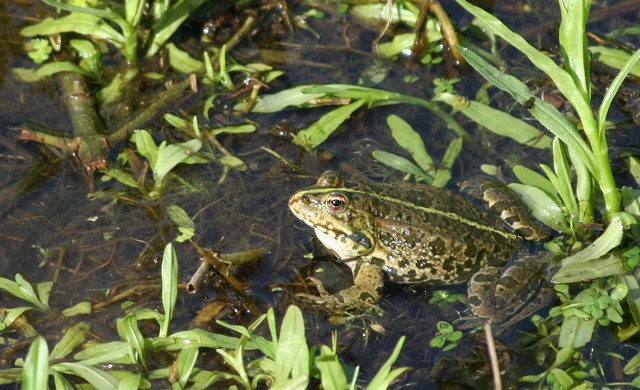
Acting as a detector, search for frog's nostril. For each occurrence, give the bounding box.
[302,194,309,202]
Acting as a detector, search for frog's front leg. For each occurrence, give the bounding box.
[466,253,555,325]
[307,263,384,311]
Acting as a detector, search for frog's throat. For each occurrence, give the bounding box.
[296,187,519,241]
[313,225,374,260]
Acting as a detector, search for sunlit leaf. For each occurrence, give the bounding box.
[509,183,569,232]
[146,0,207,57]
[386,114,433,173]
[274,306,309,386]
[366,336,409,390]
[590,46,640,78]
[561,216,624,266]
[371,150,432,183]
[434,92,551,149]
[23,336,49,390]
[49,322,90,361]
[315,346,347,390]
[294,99,367,148]
[160,243,178,338]
[51,362,119,389]
[166,43,203,73]
[61,302,92,317]
[21,14,124,44]
[558,316,595,348]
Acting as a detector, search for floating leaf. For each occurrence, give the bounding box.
[294,99,367,148]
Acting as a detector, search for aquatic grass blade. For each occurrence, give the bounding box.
[596,48,640,135]
[552,254,626,284]
[21,14,125,45]
[62,301,92,317]
[433,92,551,149]
[512,165,559,201]
[386,114,434,173]
[73,341,130,366]
[315,346,348,390]
[0,307,32,332]
[49,322,90,361]
[177,347,199,387]
[294,99,368,149]
[146,0,207,57]
[365,336,408,390]
[118,313,147,367]
[558,0,592,101]
[0,275,49,310]
[124,0,145,28]
[164,329,249,350]
[22,336,49,390]
[433,137,463,188]
[246,85,326,112]
[455,46,595,175]
[160,243,178,337]
[455,0,595,134]
[274,306,309,386]
[551,138,579,220]
[509,183,569,233]
[371,150,433,183]
[51,362,119,388]
[559,216,624,267]
[591,47,640,78]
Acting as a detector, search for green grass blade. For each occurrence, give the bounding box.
[455,0,596,134]
[433,137,463,188]
[371,150,433,183]
[274,306,309,386]
[456,45,596,175]
[434,92,551,149]
[23,337,49,390]
[386,114,434,172]
[315,346,348,390]
[294,99,368,148]
[49,322,90,361]
[596,48,640,135]
[366,336,408,390]
[146,0,206,57]
[51,362,119,388]
[160,243,178,338]
[558,0,592,101]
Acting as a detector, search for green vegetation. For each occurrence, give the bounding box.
[4,0,640,387]
[0,244,407,388]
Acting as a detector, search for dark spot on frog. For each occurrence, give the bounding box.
[349,231,373,249]
[463,239,478,258]
[428,237,446,256]
[415,258,430,270]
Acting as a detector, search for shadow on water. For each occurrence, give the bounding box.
[1,0,640,388]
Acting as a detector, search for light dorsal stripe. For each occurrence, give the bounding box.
[297,187,519,240]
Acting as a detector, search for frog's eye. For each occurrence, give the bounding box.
[326,193,348,213]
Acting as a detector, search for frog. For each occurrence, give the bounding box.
[288,171,554,325]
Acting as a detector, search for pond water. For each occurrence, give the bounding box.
[1,0,640,388]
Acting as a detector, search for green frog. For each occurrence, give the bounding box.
[288,171,553,324]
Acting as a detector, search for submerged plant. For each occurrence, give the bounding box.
[0,244,407,388]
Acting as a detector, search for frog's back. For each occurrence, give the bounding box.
[349,181,520,285]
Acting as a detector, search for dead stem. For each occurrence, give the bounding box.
[429,0,464,66]
[191,241,261,315]
[484,321,502,390]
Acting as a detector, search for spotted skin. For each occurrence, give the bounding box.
[289,171,552,323]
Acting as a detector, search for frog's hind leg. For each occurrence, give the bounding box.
[467,253,555,325]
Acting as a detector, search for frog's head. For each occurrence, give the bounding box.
[289,171,376,260]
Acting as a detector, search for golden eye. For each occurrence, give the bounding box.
[326,193,347,213]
